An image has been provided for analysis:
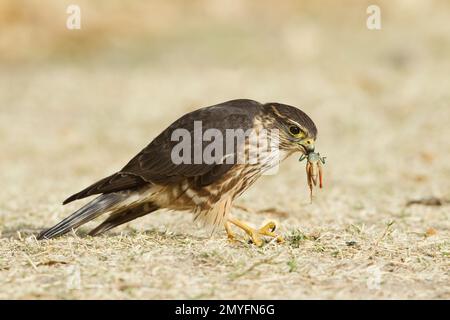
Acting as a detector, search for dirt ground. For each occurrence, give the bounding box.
[0,1,449,299]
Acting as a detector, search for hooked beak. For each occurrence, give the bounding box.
[299,138,315,154]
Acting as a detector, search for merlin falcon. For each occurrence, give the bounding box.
[38,99,317,246]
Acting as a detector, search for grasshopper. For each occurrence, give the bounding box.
[299,152,326,203]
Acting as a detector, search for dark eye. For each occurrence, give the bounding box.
[289,125,301,135]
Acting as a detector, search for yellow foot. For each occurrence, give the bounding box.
[246,229,263,247]
[224,222,238,243]
[227,218,283,246]
[258,221,284,243]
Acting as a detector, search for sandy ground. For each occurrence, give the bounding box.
[0,1,449,299]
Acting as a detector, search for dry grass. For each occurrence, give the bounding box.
[0,1,449,299]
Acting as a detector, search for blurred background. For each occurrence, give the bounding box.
[2,0,450,206]
[2,0,450,223]
[0,0,449,299]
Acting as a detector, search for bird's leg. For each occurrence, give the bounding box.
[258,221,284,243]
[228,217,263,246]
[228,217,284,246]
[224,221,235,241]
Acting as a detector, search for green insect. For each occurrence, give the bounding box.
[299,152,326,203]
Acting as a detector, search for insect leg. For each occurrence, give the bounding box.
[318,162,323,188]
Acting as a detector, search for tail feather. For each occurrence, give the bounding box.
[62,173,146,205]
[37,193,127,240]
[89,203,158,236]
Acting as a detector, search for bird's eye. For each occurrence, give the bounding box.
[289,125,301,136]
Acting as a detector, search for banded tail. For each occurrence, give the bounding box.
[37,192,158,240]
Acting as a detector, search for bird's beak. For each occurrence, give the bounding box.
[299,138,315,154]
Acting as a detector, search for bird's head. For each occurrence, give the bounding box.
[263,103,318,155]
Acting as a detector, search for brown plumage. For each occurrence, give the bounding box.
[38,99,317,245]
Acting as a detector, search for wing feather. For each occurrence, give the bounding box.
[63,99,261,204]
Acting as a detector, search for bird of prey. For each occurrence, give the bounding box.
[37,99,317,246]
